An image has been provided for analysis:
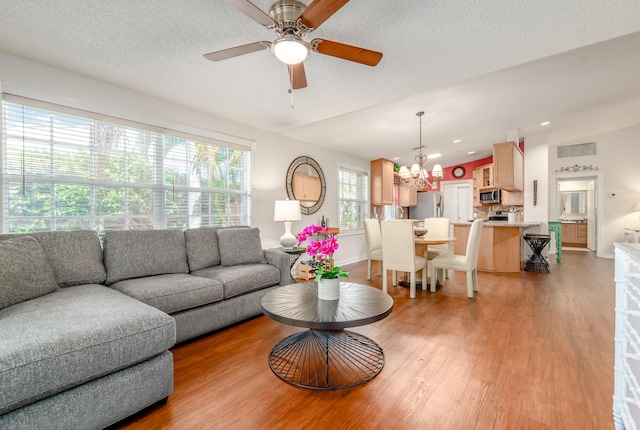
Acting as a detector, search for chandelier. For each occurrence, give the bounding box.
[398,111,444,189]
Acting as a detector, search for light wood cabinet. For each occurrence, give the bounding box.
[502,190,524,206]
[493,141,524,191]
[476,164,494,190]
[398,182,417,207]
[561,222,587,247]
[453,224,522,272]
[371,158,394,206]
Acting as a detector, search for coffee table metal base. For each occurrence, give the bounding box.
[268,329,384,390]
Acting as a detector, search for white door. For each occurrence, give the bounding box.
[442,181,473,223]
[587,179,596,250]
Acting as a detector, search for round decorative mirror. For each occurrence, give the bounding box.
[285,156,326,215]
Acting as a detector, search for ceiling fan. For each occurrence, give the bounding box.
[204,0,383,89]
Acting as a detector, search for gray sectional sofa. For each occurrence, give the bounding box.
[0,226,291,430]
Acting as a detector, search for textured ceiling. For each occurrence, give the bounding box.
[1,0,640,167]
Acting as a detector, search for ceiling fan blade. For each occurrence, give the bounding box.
[204,41,270,62]
[299,0,349,30]
[225,0,277,27]
[288,63,308,89]
[311,39,382,66]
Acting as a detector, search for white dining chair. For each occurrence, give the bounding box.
[364,218,383,280]
[430,219,484,298]
[381,220,427,299]
[423,217,451,284]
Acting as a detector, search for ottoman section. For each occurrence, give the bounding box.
[0,284,175,415]
[192,264,280,299]
[109,273,224,314]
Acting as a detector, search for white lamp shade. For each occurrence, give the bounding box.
[410,163,421,176]
[398,165,410,179]
[274,200,302,222]
[272,36,309,65]
[431,164,444,178]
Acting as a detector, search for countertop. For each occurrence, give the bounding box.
[452,221,541,228]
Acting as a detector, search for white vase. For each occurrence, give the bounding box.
[317,277,340,300]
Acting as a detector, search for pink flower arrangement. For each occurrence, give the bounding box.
[297,224,348,280]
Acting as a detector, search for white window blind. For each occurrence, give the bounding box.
[338,164,369,231]
[1,98,251,233]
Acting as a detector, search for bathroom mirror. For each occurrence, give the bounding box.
[560,191,586,215]
[285,156,326,215]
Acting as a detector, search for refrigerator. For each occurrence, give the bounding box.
[410,191,442,219]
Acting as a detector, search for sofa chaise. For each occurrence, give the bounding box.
[0,226,291,430]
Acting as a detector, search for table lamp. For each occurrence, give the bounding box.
[274,199,301,249]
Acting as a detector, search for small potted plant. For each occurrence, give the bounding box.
[297,224,348,300]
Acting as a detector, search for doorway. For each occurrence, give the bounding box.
[555,175,598,252]
[442,180,473,223]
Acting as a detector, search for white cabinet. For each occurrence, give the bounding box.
[614,243,640,429]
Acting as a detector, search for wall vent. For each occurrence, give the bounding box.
[557,142,597,158]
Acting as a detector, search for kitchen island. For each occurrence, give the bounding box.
[452,221,541,272]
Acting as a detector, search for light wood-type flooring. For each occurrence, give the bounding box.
[115,250,614,429]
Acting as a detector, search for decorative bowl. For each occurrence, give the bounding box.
[413,227,428,237]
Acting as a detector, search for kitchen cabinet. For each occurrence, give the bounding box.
[561,222,587,247]
[502,190,524,206]
[371,158,394,205]
[398,182,417,207]
[454,224,522,272]
[493,141,524,191]
[473,164,494,208]
[476,164,494,190]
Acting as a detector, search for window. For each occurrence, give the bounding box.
[338,164,369,232]
[1,97,251,233]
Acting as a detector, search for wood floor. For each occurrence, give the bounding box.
[116,250,615,430]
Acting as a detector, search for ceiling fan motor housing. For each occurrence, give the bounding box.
[269,0,307,34]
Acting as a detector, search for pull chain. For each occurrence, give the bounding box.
[288,88,294,109]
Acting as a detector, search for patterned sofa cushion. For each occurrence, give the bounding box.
[103,229,189,285]
[0,236,59,310]
[0,230,106,288]
[217,227,266,267]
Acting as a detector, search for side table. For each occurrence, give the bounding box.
[275,246,306,268]
[523,234,551,273]
[272,247,306,282]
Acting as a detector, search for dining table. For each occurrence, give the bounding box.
[398,235,457,288]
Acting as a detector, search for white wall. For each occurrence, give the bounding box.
[523,134,549,226]
[0,52,369,266]
[548,125,640,257]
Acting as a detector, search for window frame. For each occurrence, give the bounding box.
[1,96,252,233]
[337,163,369,234]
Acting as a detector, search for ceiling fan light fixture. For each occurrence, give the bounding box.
[272,35,309,64]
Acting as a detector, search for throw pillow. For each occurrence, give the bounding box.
[0,236,60,310]
[217,227,266,267]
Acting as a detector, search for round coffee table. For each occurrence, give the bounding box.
[261,282,393,390]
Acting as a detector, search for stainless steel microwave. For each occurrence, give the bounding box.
[479,189,501,204]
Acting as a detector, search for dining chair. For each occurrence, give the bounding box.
[363,218,383,280]
[423,217,451,284]
[381,220,427,299]
[430,219,484,298]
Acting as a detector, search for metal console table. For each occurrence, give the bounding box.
[261,282,393,390]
